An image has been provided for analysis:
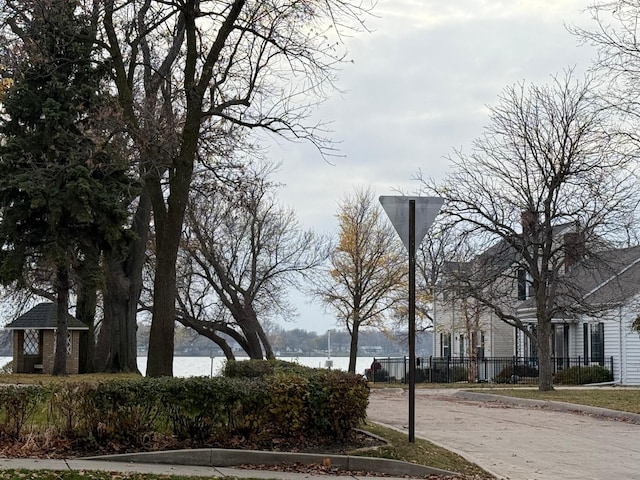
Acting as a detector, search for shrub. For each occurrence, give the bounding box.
[554,365,613,385]
[49,380,162,446]
[265,373,310,437]
[224,359,276,378]
[0,385,44,439]
[157,376,244,441]
[420,365,468,383]
[317,370,369,440]
[494,364,539,383]
[0,360,13,374]
[365,367,389,382]
[0,362,370,450]
[227,360,369,441]
[223,359,312,378]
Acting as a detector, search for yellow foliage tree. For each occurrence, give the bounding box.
[314,187,407,373]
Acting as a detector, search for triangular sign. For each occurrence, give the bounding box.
[379,196,444,254]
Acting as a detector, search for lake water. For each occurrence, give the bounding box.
[0,355,377,377]
[139,356,376,377]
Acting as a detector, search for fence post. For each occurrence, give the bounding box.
[429,356,433,383]
[610,356,614,379]
[577,358,581,384]
[404,356,407,385]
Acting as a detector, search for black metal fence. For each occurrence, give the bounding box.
[367,356,615,385]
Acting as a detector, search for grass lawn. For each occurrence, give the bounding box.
[478,387,640,414]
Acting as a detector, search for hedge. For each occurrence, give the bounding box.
[554,365,613,385]
[2,360,369,450]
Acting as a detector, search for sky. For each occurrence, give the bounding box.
[268,0,600,333]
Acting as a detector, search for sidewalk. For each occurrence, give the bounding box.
[0,447,456,480]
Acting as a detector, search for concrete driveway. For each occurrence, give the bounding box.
[366,388,640,480]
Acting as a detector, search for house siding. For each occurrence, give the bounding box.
[585,304,640,386]
[622,326,640,384]
[620,304,640,385]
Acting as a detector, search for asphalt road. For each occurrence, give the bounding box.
[366,388,640,480]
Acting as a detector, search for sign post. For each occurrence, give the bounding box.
[379,196,443,443]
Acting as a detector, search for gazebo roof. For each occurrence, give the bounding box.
[4,302,89,331]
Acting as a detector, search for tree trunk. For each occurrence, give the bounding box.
[232,305,271,359]
[246,308,274,359]
[537,317,554,391]
[96,254,140,373]
[52,264,70,376]
[75,245,99,373]
[348,322,360,373]
[95,193,150,373]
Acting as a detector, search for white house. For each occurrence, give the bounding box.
[434,225,640,385]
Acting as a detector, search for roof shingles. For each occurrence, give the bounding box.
[4,302,88,330]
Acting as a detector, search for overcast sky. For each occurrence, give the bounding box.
[268,0,598,334]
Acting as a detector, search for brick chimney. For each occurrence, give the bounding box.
[564,232,585,272]
[521,210,539,237]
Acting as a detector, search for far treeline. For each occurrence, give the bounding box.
[0,327,434,359]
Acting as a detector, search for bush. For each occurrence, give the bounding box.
[0,385,44,439]
[49,380,162,446]
[265,373,310,437]
[494,364,539,384]
[228,360,369,441]
[0,360,13,374]
[554,365,613,385]
[0,362,370,451]
[158,376,279,442]
[420,365,468,383]
[365,368,388,382]
[316,370,369,440]
[223,359,313,378]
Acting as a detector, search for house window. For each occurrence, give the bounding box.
[459,334,465,359]
[477,332,485,359]
[517,269,527,300]
[53,331,72,355]
[517,269,533,300]
[590,323,604,366]
[441,333,451,358]
[23,329,39,355]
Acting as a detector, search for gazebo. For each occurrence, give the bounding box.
[5,302,89,374]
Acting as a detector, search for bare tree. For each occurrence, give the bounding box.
[173,162,329,360]
[419,71,640,390]
[91,0,374,376]
[313,187,407,373]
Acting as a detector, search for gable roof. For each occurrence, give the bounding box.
[516,245,640,315]
[579,246,640,305]
[4,302,88,330]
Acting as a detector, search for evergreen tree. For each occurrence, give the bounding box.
[0,0,133,375]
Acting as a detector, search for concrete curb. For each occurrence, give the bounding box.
[85,448,457,477]
[453,390,640,424]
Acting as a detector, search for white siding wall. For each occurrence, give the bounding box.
[600,311,624,383]
[490,318,515,357]
[593,303,640,386]
[620,303,640,385]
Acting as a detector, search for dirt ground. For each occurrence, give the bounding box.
[366,388,640,480]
